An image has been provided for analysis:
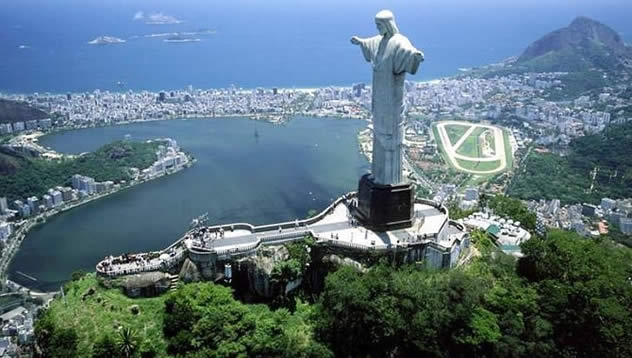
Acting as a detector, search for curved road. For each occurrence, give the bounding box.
[436,121,508,175]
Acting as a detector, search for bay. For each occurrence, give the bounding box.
[2,1,631,93]
[8,117,368,291]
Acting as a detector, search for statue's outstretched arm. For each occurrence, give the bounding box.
[350,36,363,45]
[351,36,379,63]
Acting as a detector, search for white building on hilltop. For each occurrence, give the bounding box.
[459,212,531,257]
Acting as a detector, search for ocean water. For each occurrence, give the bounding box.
[8,117,368,291]
[1,0,631,93]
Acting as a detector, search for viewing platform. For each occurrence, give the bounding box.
[96,193,468,277]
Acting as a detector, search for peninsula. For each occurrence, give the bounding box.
[0,138,194,282]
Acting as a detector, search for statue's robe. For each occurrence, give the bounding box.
[358,34,423,185]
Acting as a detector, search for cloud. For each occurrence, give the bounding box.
[145,12,183,25]
[133,11,144,21]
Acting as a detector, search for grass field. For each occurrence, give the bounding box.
[432,124,452,167]
[503,129,514,169]
[456,158,502,171]
[445,124,469,146]
[455,127,487,157]
[46,274,168,357]
[485,130,496,153]
[434,121,512,181]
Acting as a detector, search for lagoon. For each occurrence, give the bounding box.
[8,117,368,291]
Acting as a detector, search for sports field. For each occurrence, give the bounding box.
[434,120,513,175]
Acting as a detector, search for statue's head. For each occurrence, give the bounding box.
[375,10,399,36]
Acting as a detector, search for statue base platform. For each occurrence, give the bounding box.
[354,174,414,232]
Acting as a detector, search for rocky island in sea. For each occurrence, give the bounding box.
[87,36,126,46]
[144,12,183,25]
[164,35,201,43]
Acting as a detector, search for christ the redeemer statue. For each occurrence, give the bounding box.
[351,10,424,185]
[350,10,424,232]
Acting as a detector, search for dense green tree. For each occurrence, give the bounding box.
[92,334,118,358]
[486,195,537,231]
[117,327,139,358]
[163,282,331,358]
[34,311,79,358]
[518,231,632,357]
[0,140,163,201]
[509,121,632,204]
[315,229,632,357]
[448,202,477,220]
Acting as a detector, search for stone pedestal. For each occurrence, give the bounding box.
[354,174,414,232]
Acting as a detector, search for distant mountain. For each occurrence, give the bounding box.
[0,99,49,124]
[515,17,632,73]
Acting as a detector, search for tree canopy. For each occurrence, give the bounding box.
[0,140,162,201]
[509,121,632,205]
[163,282,331,358]
[314,230,632,357]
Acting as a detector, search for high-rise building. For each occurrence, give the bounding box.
[12,121,25,132]
[12,200,23,211]
[61,187,73,202]
[582,204,597,217]
[601,198,616,211]
[0,222,12,241]
[27,197,39,214]
[71,174,83,190]
[52,190,63,206]
[616,201,632,214]
[0,197,8,214]
[25,120,38,130]
[86,179,96,195]
[38,118,52,129]
[620,218,632,235]
[43,194,53,209]
[72,175,97,194]
[95,182,106,194]
[104,181,114,192]
[353,83,366,97]
[20,204,31,218]
[0,123,12,135]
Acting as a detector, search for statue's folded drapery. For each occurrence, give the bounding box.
[355,32,423,185]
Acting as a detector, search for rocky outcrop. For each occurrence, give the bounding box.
[120,272,170,298]
[322,254,368,273]
[179,258,202,283]
[517,17,631,72]
[242,245,289,298]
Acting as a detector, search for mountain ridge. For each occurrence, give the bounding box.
[0,99,49,125]
[515,16,632,72]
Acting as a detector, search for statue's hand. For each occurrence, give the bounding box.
[350,36,361,45]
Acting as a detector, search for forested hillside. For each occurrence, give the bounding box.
[509,121,632,204]
[0,99,49,124]
[0,140,161,201]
